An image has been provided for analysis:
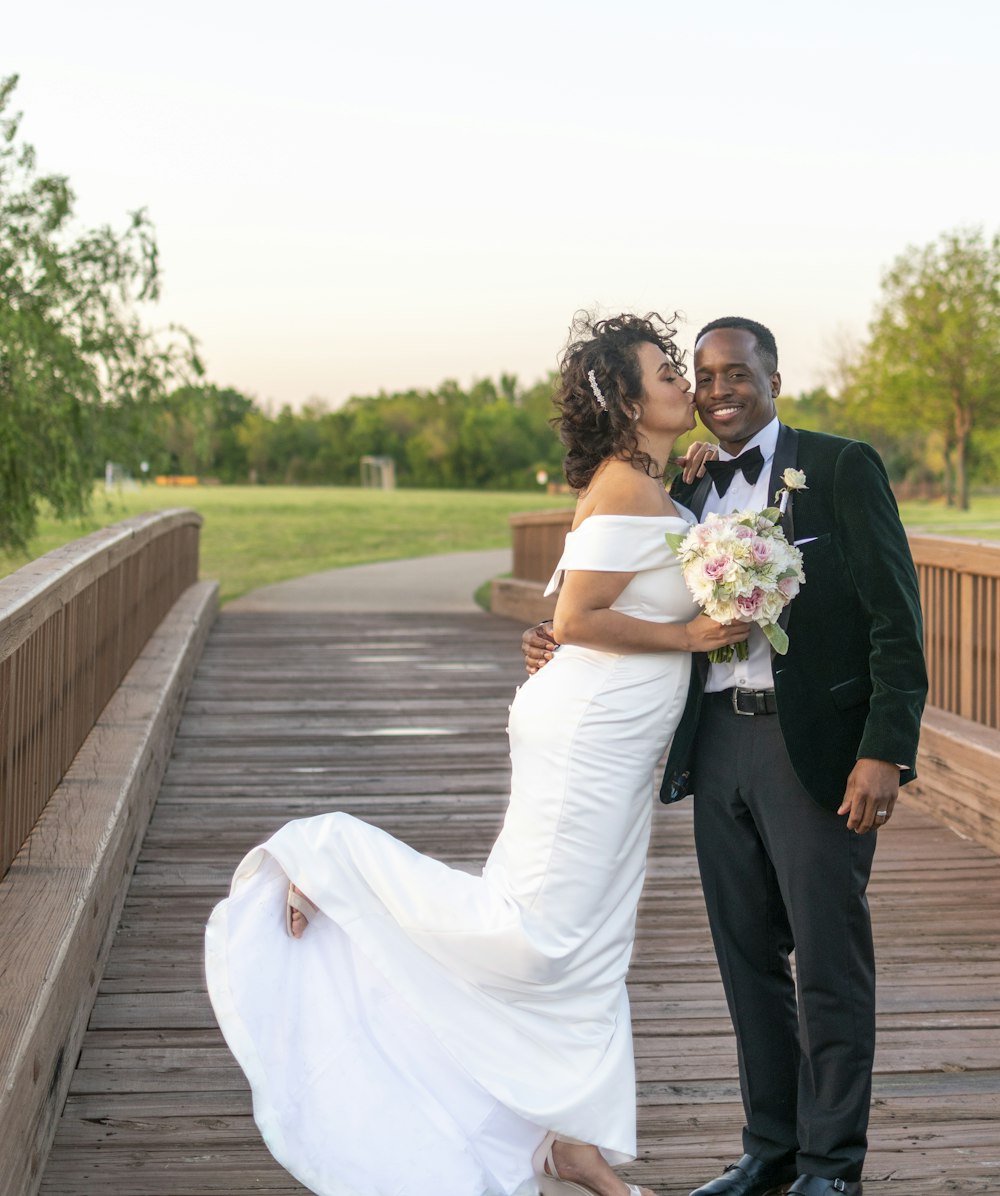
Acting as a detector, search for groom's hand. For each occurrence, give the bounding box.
[522,621,558,674]
[838,758,901,833]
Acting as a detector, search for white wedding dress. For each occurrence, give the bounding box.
[205,512,698,1196]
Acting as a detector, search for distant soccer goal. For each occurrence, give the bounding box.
[104,461,137,492]
[360,455,396,490]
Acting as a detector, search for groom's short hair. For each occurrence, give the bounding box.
[696,316,779,374]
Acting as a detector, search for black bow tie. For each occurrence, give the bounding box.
[703,445,765,496]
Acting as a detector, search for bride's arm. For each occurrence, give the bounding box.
[553,569,749,655]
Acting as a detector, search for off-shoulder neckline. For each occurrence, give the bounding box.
[569,512,692,529]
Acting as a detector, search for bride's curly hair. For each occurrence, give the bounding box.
[554,311,686,491]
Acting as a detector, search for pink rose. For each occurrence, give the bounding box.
[750,537,771,563]
[734,525,754,540]
[778,576,800,599]
[704,555,731,580]
[736,588,765,619]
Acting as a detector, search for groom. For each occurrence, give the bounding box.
[663,318,926,1196]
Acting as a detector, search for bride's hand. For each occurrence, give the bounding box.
[681,614,751,653]
[670,440,718,485]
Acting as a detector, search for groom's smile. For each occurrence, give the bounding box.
[693,327,780,454]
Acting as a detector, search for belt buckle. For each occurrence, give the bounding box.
[731,688,755,716]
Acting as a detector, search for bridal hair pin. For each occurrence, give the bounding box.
[587,369,608,411]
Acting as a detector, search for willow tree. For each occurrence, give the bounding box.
[0,74,199,550]
[845,228,1000,509]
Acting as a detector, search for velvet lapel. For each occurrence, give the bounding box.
[686,472,714,519]
[769,423,799,634]
[769,424,799,544]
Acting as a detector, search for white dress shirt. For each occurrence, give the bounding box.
[702,417,780,694]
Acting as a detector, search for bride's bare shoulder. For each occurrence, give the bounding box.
[582,459,672,518]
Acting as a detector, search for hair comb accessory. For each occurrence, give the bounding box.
[587,369,608,411]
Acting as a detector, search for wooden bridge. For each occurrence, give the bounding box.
[2,512,1000,1195]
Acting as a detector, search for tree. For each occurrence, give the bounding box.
[147,384,257,480]
[0,74,200,549]
[844,228,1000,509]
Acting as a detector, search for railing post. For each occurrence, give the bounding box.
[958,572,974,720]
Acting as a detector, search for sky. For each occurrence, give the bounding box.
[4,0,998,410]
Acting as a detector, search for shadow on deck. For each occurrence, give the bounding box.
[38,609,1000,1195]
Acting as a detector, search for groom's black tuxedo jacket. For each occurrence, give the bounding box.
[661,424,928,811]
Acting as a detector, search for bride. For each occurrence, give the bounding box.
[205,312,746,1196]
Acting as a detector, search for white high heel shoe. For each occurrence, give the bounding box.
[532,1132,643,1196]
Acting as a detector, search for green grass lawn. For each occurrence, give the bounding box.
[2,485,998,607]
[0,484,574,605]
[897,494,1000,538]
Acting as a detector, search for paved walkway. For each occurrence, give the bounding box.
[225,548,511,613]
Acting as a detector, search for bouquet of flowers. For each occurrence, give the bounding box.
[666,470,807,663]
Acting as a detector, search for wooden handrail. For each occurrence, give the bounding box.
[0,510,202,879]
[910,536,1000,728]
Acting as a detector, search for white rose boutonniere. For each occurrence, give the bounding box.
[775,468,808,514]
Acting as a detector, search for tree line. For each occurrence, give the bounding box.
[117,373,567,492]
[3,70,1000,553]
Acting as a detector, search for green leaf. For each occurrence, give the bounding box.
[664,532,687,554]
[762,622,789,655]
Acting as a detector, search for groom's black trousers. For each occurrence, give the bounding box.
[691,692,876,1183]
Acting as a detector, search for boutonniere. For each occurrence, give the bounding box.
[774,468,807,515]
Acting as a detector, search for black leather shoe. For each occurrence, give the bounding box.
[690,1153,798,1196]
[787,1177,862,1195]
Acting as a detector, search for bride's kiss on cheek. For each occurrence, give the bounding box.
[206,312,925,1196]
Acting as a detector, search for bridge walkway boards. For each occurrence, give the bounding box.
[38,609,1000,1194]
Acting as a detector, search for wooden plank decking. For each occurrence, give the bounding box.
[39,610,1000,1194]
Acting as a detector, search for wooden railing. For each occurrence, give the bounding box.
[511,509,575,585]
[907,536,1000,854]
[0,510,202,880]
[911,536,1000,730]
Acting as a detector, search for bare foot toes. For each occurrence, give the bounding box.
[287,883,317,939]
